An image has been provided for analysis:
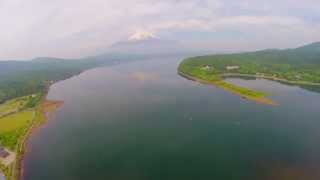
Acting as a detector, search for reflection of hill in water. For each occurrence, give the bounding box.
[299,85,320,93]
[24,57,320,180]
[274,80,320,94]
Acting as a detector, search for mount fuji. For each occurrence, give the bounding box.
[92,32,199,59]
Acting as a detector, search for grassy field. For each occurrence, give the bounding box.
[0,95,41,150]
[214,81,267,97]
[0,94,63,180]
[0,96,39,178]
[0,97,29,118]
[0,110,34,133]
[213,81,276,105]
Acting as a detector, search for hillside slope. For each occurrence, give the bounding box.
[0,56,135,104]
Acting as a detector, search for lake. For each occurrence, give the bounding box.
[23,56,320,180]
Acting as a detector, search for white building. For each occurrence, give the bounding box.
[201,65,213,70]
[226,66,239,70]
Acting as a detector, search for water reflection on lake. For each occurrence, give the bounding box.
[23,56,320,180]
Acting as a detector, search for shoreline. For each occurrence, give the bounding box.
[9,97,63,180]
[17,99,63,180]
[1,64,105,180]
[11,66,104,180]
[178,71,278,106]
[6,68,89,180]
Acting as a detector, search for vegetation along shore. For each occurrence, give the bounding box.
[0,57,105,180]
[0,54,145,179]
[0,92,63,180]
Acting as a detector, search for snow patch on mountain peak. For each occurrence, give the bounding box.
[128,30,157,41]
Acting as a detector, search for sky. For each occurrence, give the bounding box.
[0,0,320,60]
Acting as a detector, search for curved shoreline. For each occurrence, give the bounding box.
[20,99,63,180]
[6,97,63,180]
[12,66,106,180]
[178,71,278,106]
[7,69,91,180]
[1,65,105,180]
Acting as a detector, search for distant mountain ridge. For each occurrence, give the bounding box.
[0,53,143,103]
[0,34,196,103]
[226,41,320,65]
[293,42,320,53]
[1,41,320,103]
[107,38,185,55]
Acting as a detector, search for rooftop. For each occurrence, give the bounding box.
[0,147,9,158]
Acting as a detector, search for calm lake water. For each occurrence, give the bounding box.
[23,57,320,180]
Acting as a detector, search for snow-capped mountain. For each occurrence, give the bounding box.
[90,31,204,60]
[128,31,157,41]
[96,31,193,57]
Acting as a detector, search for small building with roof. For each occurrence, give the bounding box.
[0,147,9,158]
[201,65,213,71]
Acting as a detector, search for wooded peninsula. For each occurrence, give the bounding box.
[178,42,320,104]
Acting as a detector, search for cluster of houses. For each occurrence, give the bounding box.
[0,147,9,159]
[201,65,240,71]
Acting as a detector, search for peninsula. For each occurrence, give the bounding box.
[178,42,320,105]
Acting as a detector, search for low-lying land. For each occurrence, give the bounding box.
[178,42,320,105]
[179,71,277,106]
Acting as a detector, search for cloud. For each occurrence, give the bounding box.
[0,0,319,59]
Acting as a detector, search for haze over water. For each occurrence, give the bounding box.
[23,57,320,180]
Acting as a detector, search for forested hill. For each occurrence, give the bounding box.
[0,55,143,104]
[242,41,320,64]
[179,42,320,84]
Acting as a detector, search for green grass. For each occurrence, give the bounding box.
[3,99,48,180]
[0,95,41,150]
[0,94,41,118]
[0,96,38,178]
[0,110,35,149]
[0,110,34,133]
[215,81,267,98]
[0,97,29,118]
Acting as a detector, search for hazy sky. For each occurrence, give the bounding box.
[1,0,320,60]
